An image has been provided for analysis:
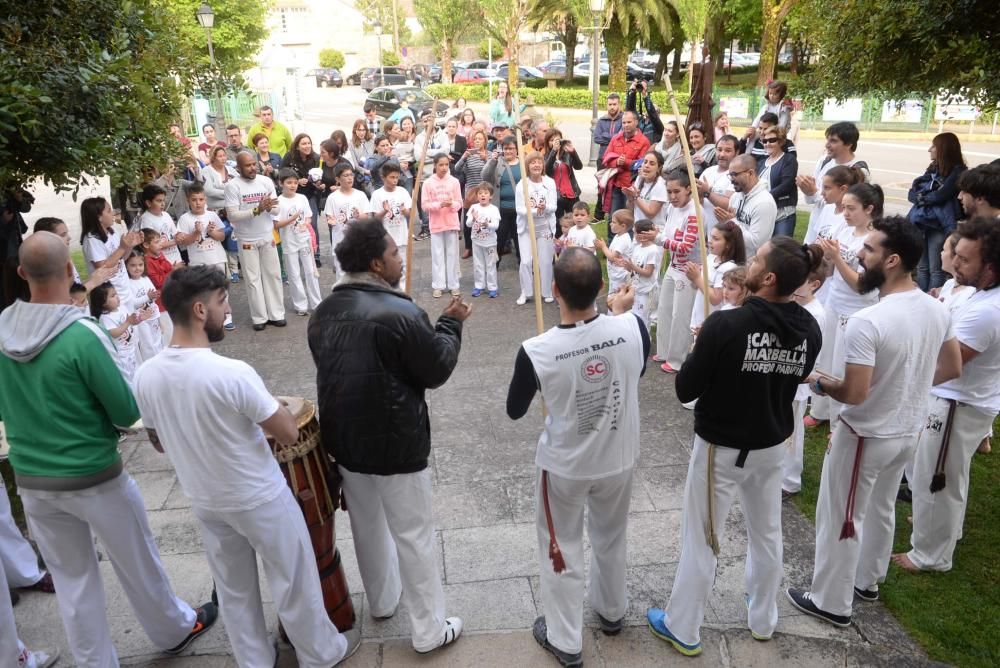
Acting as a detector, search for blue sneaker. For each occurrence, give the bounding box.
[647,608,702,656]
[488,290,498,298]
[471,288,482,297]
[230,272,240,283]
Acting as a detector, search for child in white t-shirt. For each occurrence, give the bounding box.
[465,183,500,297]
[595,210,635,295]
[90,281,152,381]
[688,220,746,333]
[720,266,749,310]
[554,216,574,258]
[70,282,89,314]
[125,251,164,362]
[324,164,371,281]
[622,219,663,325]
[564,201,597,253]
[138,183,183,264]
[782,268,827,496]
[369,162,413,291]
[176,185,233,330]
[274,171,321,315]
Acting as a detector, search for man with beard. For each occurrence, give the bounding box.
[956,163,1000,220]
[719,154,777,257]
[787,216,962,626]
[647,237,822,656]
[894,216,1000,573]
[133,265,362,667]
[696,134,738,230]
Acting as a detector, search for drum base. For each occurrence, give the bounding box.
[278,546,356,644]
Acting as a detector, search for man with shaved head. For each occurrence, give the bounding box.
[507,248,647,666]
[0,232,217,665]
[718,154,778,256]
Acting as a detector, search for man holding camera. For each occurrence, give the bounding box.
[626,80,663,144]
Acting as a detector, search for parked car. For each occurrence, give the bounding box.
[361,66,411,91]
[428,63,443,83]
[575,61,610,76]
[365,86,450,126]
[627,63,655,80]
[538,60,567,76]
[494,64,544,80]
[311,68,343,88]
[345,69,367,86]
[453,68,502,84]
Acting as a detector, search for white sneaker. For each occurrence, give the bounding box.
[333,628,362,666]
[415,617,463,654]
[682,399,697,410]
[516,294,528,305]
[23,647,60,668]
[543,297,555,304]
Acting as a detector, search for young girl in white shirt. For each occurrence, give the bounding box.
[125,251,164,362]
[465,183,501,297]
[688,220,747,333]
[90,281,151,381]
[622,219,663,325]
[720,266,749,310]
[803,165,866,245]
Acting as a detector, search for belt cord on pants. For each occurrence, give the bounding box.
[930,399,958,493]
[705,444,721,556]
[542,470,566,573]
[839,420,865,540]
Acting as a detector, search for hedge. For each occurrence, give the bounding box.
[426,83,691,111]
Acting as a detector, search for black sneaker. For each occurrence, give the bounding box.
[533,616,583,667]
[315,256,323,268]
[853,586,879,602]
[785,588,851,627]
[268,319,287,327]
[252,323,266,331]
[596,611,624,636]
[164,602,218,654]
[897,486,912,503]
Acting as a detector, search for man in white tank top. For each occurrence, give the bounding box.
[507,249,649,668]
[787,216,961,627]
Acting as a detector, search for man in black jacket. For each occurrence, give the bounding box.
[647,237,823,657]
[307,220,471,655]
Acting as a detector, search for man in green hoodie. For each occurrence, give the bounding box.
[0,232,217,665]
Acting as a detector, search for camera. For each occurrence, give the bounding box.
[632,80,647,93]
[559,139,570,146]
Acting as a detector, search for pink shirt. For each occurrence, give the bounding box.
[421,173,463,233]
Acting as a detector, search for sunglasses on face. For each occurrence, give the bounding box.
[761,137,781,144]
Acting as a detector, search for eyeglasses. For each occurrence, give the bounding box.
[761,137,781,144]
[729,169,753,178]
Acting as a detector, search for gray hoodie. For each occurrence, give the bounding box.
[729,179,777,257]
[0,301,87,363]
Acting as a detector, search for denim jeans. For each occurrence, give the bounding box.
[606,187,629,239]
[916,227,947,292]
[773,213,796,238]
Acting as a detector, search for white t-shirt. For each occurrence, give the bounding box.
[632,177,668,230]
[128,275,160,318]
[565,225,597,253]
[607,232,634,287]
[938,278,974,317]
[805,203,844,245]
[324,189,371,231]
[133,347,286,513]
[466,203,500,247]
[272,193,313,253]
[100,306,138,381]
[823,221,879,315]
[933,286,1000,414]
[139,211,182,264]
[515,177,558,237]
[176,210,227,266]
[690,257,737,329]
[630,243,663,295]
[83,231,131,303]
[660,200,701,278]
[224,175,278,242]
[370,186,413,247]
[699,165,733,231]
[522,313,645,480]
[840,289,953,438]
[795,298,828,401]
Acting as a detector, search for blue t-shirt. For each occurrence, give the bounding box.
[498,163,521,210]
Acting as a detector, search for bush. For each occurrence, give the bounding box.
[319,48,345,70]
[382,50,400,67]
[425,83,690,111]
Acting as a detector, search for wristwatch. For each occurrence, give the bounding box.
[811,378,824,395]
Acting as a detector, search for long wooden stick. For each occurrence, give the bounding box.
[405,112,436,294]
[513,95,545,337]
[662,75,712,320]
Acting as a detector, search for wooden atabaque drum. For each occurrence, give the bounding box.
[267,396,355,634]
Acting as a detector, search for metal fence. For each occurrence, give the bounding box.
[182,91,281,136]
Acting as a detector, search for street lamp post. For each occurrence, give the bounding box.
[373,20,384,87]
[196,3,225,136]
[587,0,606,167]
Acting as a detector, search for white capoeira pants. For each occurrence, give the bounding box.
[430,230,460,291]
[19,472,196,667]
[536,468,632,655]
[631,290,654,326]
[810,309,849,422]
[329,223,346,281]
[338,467,447,652]
[782,399,808,493]
[0,471,43,588]
[907,395,996,572]
[665,437,784,645]
[810,422,915,616]
[284,247,322,312]
[655,272,695,369]
[518,232,554,299]
[193,487,348,668]
[472,244,498,291]
[0,557,32,668]
[237,238,285,325]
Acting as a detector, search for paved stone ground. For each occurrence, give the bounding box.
[12,237,943,667]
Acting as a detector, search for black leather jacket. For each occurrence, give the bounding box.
[307,280,463,475]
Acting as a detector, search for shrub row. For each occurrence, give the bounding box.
[426,83,691,111]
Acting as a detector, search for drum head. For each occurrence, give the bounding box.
[275,396,315,430]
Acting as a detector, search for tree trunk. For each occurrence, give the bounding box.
[654,50,669,82]
[605,18,630,93]
[564,19,578,81]
[757,12,781,85]
[391,0,401,53]
[790,40,800,76]
[507,28,520,93]
[442,37,452,82]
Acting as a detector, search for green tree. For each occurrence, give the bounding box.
[0,0,191,193]
[154,0,271,93]
[319,48,346,70]
[806,0,998,107]
[601,0,675,91]
[479,0,534,91]
[756,0,801,84]
[528,0,588,80]
[414,0,468,81]
[382,50,401,67]
[359,0,412,51]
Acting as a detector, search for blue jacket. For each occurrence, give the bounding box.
[757,152,799,209]
[593,113,624,162]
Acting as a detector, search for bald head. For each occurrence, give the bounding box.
[553,248,602,310]
[18,231,71,283]
[730,154,756,172]
[729,154,759,193]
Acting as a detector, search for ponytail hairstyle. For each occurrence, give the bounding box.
[825,164,866,188]
[765,236,824,297]
[714,220,747,265]
[846,182,884,220]
[88,282,115,318]
[80,197,111,244]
